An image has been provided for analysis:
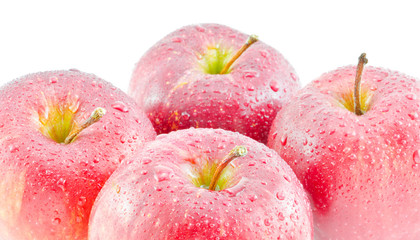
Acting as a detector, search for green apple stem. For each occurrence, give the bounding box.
[208,145,248,191]
[219,35,259,74]
[354,53,368,116]
[64,107,106,144]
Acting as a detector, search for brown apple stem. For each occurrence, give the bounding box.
[64,107,106,144]
[219,34,259,74]
[208,145,248,191]
[354,53,368,116]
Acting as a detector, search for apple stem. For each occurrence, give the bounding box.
[208,145,248,191]
[219,35,259,74]
[64,107,106,144]
[354,53,368,116]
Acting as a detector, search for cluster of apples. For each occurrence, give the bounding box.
[1,23,420,240]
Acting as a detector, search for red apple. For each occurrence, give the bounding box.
[0,70,156,239]
[129,23,300,143]
[88,128,313,239]
[268,54,420,239]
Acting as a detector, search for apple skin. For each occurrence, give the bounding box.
[267,65,420,239]
[129,23,300,143]
[88,128,313,240]
[0,70,156,239]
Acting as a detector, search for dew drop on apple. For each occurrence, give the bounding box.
[195,26,205,32]
[405,93,416,100]
[8,144,19,153]
[246,85,255,91]
[413,150,420,164]
[52,218,61,225]
[77,196,87,206]
[248,194,258,202]
[56,178,66,191]
[276,192,285,200]
[243,70,258,79]
[408,112,418,120]
[49,76,58,84]
[259,50,268,58]
[171,37,182,43]
[111,101,129,112]
[278,212,285,221]
[270,80,280,92]
[154,165,174,182]
[290,72,298,82]
[280,134,287,146]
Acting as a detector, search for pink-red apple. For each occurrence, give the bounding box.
[89,128,313,239]
[268,54,420,239]
[0,70,156,239]
[129,23,300,143]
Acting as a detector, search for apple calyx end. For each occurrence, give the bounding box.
[64,107,106,144]
[354,53,368,116]
[208,145,247,191]
[219,34,259,74]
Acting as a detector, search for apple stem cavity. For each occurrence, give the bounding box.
[354,53,368,116]
[208,145,248,191]
[64,107,106,144]
[219,35,258,74]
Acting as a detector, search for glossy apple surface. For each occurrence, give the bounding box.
[129,23,300,143]
[89,128,313,239]
[0,70,156,239]
[268,65,420,239]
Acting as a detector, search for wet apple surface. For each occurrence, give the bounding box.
[0,70,156,240]
[268,56,420,239]
[129,23,300,143]
[89,128,313,240]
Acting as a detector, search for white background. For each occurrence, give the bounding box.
[0,1,419,92]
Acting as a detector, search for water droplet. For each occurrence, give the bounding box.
[142,158,152,165]
[195,26,205,32]
[270,80,279,92]
[290,214,299,222]
[57,178,66,191]
[49,76,58,84]
[248,194,258,202]
[246,85,255,91]
[225,178,248,197]
[276,192,285,200]
[181,112,190,121]
[278,212,285,221]
[413,150,420,164]
[405,94,416,100]
[248,161,256,166]
[328,145,337,152]
[171,37,182,43]
[9,145,19,153]
[260,50,268,58]
[264,218,271,226]
[243,70,258,79]
[381,107,389,113]
[280,134,287,146]
[78,196,87,206]
[408,112,419,120]
[290,72,298,81]
[154,166,174,182]
[111,101,129,112]
[52,218,61,225]
[141,170,148,175]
